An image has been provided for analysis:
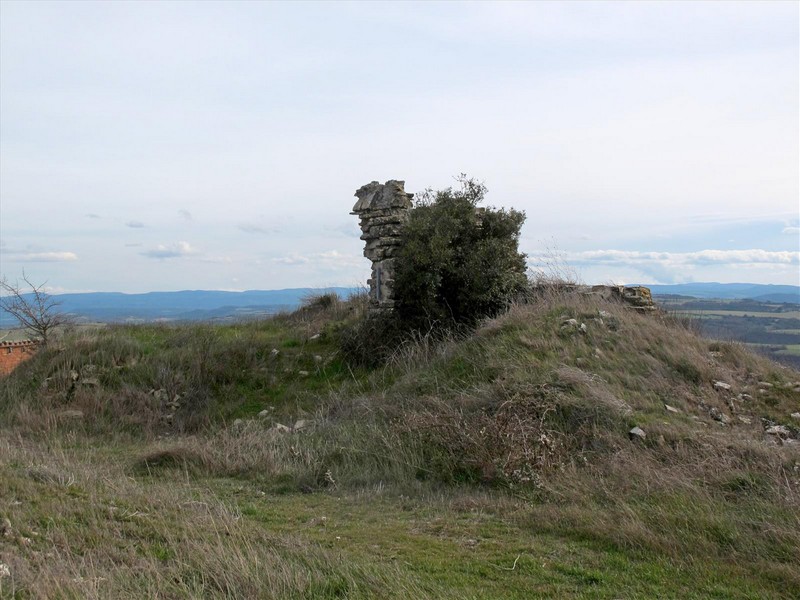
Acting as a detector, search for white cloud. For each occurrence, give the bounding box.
[140,241,196,259]
[564,249,799,266]
[782,226,799,235]
[237,223,278,235]
[272,250,363,270]
[178,209,192,221]
[3,251,78,262]
[125,220,145,228]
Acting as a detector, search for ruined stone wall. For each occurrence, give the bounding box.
[0,340,39,377]
[351,180,413,311]
[351,180,656,314]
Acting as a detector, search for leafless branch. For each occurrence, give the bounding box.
[0,272,70,345]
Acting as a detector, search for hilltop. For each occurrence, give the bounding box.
[1,291,799,598]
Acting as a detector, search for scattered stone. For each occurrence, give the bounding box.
[737,393,752,401]
[709,407,730,424]
[232,418,244,428]
[737,416,752,425]
[1,518,12,537]
[791,413,800,421]
[313,355,323,363]
[664,404,681,414]
[0,563,10,579]
[257,409,272,419]
[628,426,646,441]
[69,370,79,381]
[270,348,280,358]
[579,323,587,334]
[561,318,579,329]
[310,334,321,341]
[58,410,84,420]
[271,423,291,434]
[593,348,604,359]
[765,425,791,438]
[294,419,310,432]
[758,381,773,388]
[298,370,310,377]
[713,381,731,391]
[598,310,611,318]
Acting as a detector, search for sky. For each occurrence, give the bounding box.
[0,0,798,294]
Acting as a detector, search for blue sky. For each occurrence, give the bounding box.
[1,0,797,293]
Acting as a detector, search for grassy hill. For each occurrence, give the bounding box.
[1,292,799,598]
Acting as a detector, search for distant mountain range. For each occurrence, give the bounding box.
[0,287,358,326]
[1,283,797,328]
[640,283,800,304]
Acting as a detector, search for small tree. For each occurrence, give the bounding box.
[0,272,70,345]
[393,175,528,330]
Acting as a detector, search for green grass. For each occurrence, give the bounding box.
[1,292,799,598]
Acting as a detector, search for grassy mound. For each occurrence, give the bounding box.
[1,291,798,598]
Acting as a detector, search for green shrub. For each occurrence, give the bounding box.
[393,175,528,331]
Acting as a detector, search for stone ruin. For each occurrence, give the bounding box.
[351,180,413,311]
[351,179,656,313]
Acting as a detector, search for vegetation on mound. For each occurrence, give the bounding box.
[1,290,799,598]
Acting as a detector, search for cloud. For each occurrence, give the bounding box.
[3,251,78,262]
[86,213,101,219]
[237,222,280,235]
[272,253,310,265]
[140,241,196,259]
[529,248,800,284]
[178,209,192,221]
[126,220,145,228]
[272,250,363,269]
[565,249,799,266]
[782,226,799,235]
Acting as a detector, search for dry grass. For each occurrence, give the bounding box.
[2,289,799,597]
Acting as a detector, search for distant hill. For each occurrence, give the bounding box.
[641,283,800,304]
[0,287,358,326]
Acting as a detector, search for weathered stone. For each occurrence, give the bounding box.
[765,425,791,437]
[58,410,84,420]
[713,381,732,391]
[294,419,310,432]
[664,404,681,414]
[629,426,646,441]
[352,180,413,312]
[709,407,730,424]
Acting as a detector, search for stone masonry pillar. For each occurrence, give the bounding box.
[351,180,413,311]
